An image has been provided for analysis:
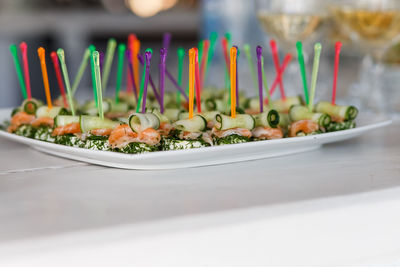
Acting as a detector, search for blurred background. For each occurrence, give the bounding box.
[1,0,400,115]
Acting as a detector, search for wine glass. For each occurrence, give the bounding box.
[330,0,400,114]
[255,0,328,98]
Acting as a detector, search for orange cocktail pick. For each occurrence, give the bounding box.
[188,48,196,119]
[133,38,141,92]
[37,47,52,109]
[230,47,237,118]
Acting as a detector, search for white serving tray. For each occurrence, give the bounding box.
[0,108,391,169]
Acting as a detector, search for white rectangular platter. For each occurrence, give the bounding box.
[0,108,392,169]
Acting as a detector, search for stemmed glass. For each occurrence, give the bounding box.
[330,0,400,114]
[255,0,328,97]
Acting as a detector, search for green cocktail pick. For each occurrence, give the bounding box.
[136,48,153,113]
[204,31,217,81]
[89,45,98,106]
[243,44,258,92]
[57,48,76,116]
[93,51,104,119]
[261,56,271,108]
[9,44,27,99]
[71,47,90,96]
[198,40,204,67]
[177,47,185,106]
[309,43,322,112]
[102,38,117,93]
[296,41,309,106]
[115,43,126,104]
[225,32,232,48]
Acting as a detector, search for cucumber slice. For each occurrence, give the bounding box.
[22,99,43,115]
[55,115,80,127]
[162,109,182,122]
[80,115,119,133]
[278,113,290,128]
[215,114,255,130]
[36,106,68,118]
[173,115,207,132]
[110,102,129,113]
[289,105,331,127]
[151,108,170,123]
[129,113,160,133]
[82,100,112,116]
[271,96,302,112]
[253,110,280,128]
[202,111,220,122]
[315,101,358,121]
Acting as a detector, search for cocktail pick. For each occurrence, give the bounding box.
[163,32,172,51]
[332,41,342,105]
[204,31,217,81]
[71,47,91,96]
[188,48,196,119]
[57,48,76,116]
[19,42,31,99]
[230,46,237,118]
[309,43,322,112]
[296,41,309,105]
[261,56,271,108]
[99,51,104,74]
[198,40,204,70]
[50,51,68,108]
[159,48,167,114]
[92,51,104,119]
[269,54,293,96]
[221,37,230,89]
[233,45,239,107]
[136,49,152,113]
[194,48,201,113]
[141,50,152,114]
[225,32,232,48]
[176,47,185,106]
[101,38,117,93]
[88,45,98,105]
[270,39,286,100]
[200,40,210,85]
[221,37,230,74]
[9,44,27,99]
[115,43,126,104]
[243,44,258,92]
[126,34,136,92]
[125,50,138,101]
[137,54,161,106]
[165,68,189,101]
[37,47,52,109]
[256,46,264,113]
[133,38,141,91]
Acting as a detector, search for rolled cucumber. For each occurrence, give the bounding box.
[315,101,358,121]
[215,114,255,131]
[253,110,280,128]
[36,106,68,118]
[289,105,331,127]
[164,108,183,122]
[278,113,290,128]
[271,96,302,112]
[82,99,112,116]
[173,115,207,132]
[129,113,160,133]
[55,115,80,127]
[151,109,170,123]
[80,115,119,133]
[110,101,129,113]
[22,98,43,115]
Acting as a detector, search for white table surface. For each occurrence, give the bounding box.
[0,121,399,266]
